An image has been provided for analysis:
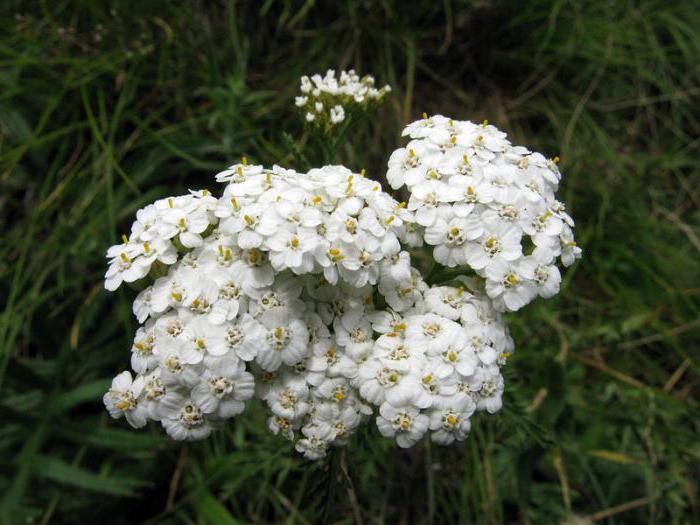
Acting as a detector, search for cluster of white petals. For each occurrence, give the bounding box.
[387,115,582,311]
[296,69,391,130]
[104,191,217,291]
[103,105,579,459]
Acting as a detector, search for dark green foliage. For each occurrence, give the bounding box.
[1,1,698,523]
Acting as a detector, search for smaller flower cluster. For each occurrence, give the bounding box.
[101,161,419,451]
[104,257,369,444]
[213,162,416,288]
[363,275,513,448]
[258,269,514,456]
[261,281,375,459]
[386,115,582,311]
[296,69,391,131]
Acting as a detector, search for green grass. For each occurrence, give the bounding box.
[1,1,699,524]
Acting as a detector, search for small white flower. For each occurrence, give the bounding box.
[268,413,296,441]
[130,204,160,242]
[104,242,151,291]
[308,342,357,385]
[159,207,211,248]
[404,313,461,355]
[484,259,537,312]
[300,76,312,93]
[424,286,468,321]
[160,395,214,441]
[133,286,155,323]
[140,370,167,421]
[295,425,332,459]
[330,105,345,124]
[191,360,254,419]
[313,402,362,445]
[424,207,482,267]
[156,338,202,388]
[408,181,460,227]
[475,374,504,414]
[437,339,479,377]
[103,371,147,428]
[334,310,374,360]
[221,314,265,362]
[266,229,319,274]
[559,224,582,267]
[376,402,429,448]
[379,251,412,284]
[358,356,414,406]
[130,324,158,374]
[386,141,441,190]
[183,317,229,358]
[519,248,561,299]
[464,221,522,272]
[256,307,310,371]
[265,375,310,420]
[429,395,475,445]
[215,161,263,184]
[224,203,279,249]
[379,268,426,312]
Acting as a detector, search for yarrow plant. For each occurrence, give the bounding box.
[295,69,391,133]
[103,70,580,459]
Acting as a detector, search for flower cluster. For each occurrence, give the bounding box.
[104,191,218,291]
[296,69,391,131]
[104,231,511,456]
[103,163,417,453]
[360,276,513,448]
[103,90,580,459]
[387,115,581,311]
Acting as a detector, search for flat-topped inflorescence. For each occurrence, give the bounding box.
[386,115,582,312]
[102,160,514,458]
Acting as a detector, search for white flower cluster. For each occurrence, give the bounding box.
[104,190,218,291]
[360,276,513,449]
[101,163,407,452]
[295,69,391,130]
[386,115,582,311]
[103,109,579,459]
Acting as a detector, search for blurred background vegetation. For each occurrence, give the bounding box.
[1,1,698,524]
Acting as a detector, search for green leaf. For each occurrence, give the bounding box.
[195,489,245,525]
[58,426,166,451]
[0,105,32,142]
[53,379,111,412]
[32,455,149,496]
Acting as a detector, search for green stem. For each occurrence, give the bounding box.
[321,447,341,521]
